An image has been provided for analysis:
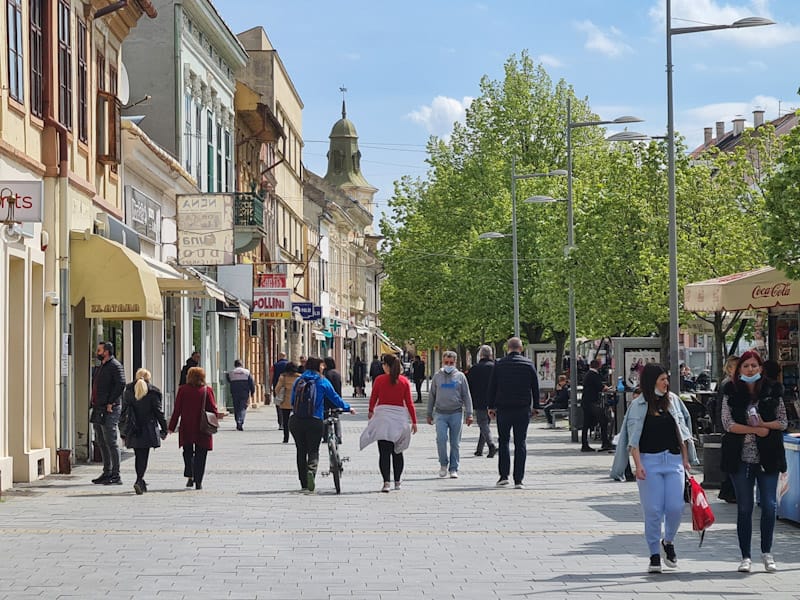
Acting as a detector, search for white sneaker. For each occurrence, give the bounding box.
[381,482,391,493]
[514,483,525,489]
[738,558,752,573]
[496,478,510,487]
[449,471,459,479]
[394,481,401,490]
[438,467,448,478]
[761,553,777,573]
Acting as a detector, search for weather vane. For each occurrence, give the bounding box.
[340,86,347,118]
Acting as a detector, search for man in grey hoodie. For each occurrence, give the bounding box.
[427,351,473,478]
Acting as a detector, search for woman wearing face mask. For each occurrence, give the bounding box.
[721,350,787,574]
[610,362,693,573]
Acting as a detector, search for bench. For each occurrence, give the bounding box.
[549,409,569,429]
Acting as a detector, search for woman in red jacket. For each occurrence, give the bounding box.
[168,367,223,490]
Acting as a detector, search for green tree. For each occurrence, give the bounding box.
[764,120,800,278]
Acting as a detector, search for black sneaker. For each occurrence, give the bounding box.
[648,554,662,573]
[186,478,194,488]
[661,540,677,568]
[580,446,597,453]
[133,480,144,495]
[474,450,483,456]
[91,474,109,484]
[487,446,497,458]
[103,475,122,485]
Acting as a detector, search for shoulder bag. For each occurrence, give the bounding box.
[198,386,219,435]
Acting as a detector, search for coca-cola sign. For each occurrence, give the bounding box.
[751,282,792,299]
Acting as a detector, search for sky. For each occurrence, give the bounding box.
[214,0,800,221]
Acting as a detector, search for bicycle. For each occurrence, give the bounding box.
[322,408,349,494]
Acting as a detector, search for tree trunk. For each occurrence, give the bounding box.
[553,330,567,376]
[658,322,670,371]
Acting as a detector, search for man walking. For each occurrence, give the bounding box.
[91,341,126,485]
[179,351,199,386]
[427,351,473,478]
[412,355,426,403]
[226,359,255,431]
[487,337,540,489]
[581,359,613,452]
[369,354,383,383]
[467,345,497,458]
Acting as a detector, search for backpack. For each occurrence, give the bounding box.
[292,377,317,419]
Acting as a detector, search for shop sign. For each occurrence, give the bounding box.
[0,180,43,222]
[292,302,317,320]
[751,282,792,299]
[252,288,291,319]
[125,186,161,242]
[312,305,322,320]
[176,194,234,266]
[258,273,287,288]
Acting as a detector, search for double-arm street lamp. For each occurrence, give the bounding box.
[665,0,774,387]
[566,98,645,442]
[479,160,566,338]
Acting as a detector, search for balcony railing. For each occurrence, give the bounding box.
[234,192,264,227]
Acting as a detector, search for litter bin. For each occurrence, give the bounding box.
[56,448,72,474]
[778,434,800,523]
[702,433,724,489]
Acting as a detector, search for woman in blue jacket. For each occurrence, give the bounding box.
[290,357,356,493]
[610,363,693,573]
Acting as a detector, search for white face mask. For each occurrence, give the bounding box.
[443,365,456,374]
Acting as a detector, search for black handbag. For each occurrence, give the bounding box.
[119,400,140,437]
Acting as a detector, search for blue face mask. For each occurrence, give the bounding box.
[443,365,456,374]
[740,372,761,384]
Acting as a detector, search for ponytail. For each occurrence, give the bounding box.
[134,368,152,400]
[383,354,401,384]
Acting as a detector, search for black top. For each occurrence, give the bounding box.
[639,411,681,455]
[581,369,604,406]
[466,359,494,410]
[486,352,540,410]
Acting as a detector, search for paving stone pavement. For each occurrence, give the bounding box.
[1,390,799,600]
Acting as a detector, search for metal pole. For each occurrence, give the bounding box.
[566,98,579,442]
[511,157,520,338]
[666,0,681,389]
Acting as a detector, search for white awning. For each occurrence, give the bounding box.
[684,266,800,312]
[312,330,327,341]
[376,331,402,354]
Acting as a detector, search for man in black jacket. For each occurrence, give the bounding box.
[412,355,426,403]
[91,341,126,484]
[179,352,200,386]
[581,359,612,452]
[487,337,540,488]
[467,345,497,457]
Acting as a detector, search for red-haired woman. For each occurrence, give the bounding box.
[721,350,787,573]
[168,367,223,490]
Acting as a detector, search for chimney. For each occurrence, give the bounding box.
[753,109,765,128]
[716,121,725,140]
[732,117,745,135]
[704,127,713,145]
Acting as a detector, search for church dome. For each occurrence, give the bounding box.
[330,117,358,138]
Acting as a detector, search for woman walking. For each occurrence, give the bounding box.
[274,362,300,443]
[120,368,168,495]
[721,350,787,573]
[611,363,693,573]
[168,367,222,490]
[361,354,417,492]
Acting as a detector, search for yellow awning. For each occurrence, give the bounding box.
[69,231,163,320]
[377,331,402,355]
[684,266,800,312]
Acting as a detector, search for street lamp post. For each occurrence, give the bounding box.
[565,98,644,442]
[480,163,565,338]
[665,0,774,387]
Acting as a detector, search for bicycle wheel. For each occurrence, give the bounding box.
[328,438,341,494]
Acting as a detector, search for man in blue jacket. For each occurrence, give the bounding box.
[290,357,356,493]
[487,337,540,489]
[226,359,255,431]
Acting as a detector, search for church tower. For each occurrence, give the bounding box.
[323,96,377,215]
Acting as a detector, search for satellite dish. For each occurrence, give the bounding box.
[118,62,130,105]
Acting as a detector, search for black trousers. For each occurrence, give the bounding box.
[378,440,404,483]
[582,404,610,448]
[133,447,150,480]
[279,408,292,442]
[182,444,209,485]
[414,379,423,402]
[289,416,324,488]
[496,407,530,485]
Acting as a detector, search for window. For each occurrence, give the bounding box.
[194,103,202,182]
[224,129,231,192]
[206,111,214,192]
[184,93,192,173]
[29,0,43,116]
[216,121,222,192]
[109,63,117,95]
[96,51,105,91]
[97,91,121,164]
[76,19,88,142]
[57,0,72,128]
[7,0,23,102]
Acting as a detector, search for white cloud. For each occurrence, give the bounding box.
[574,20,631,58]
[679,94,782,149]
[407,95,473,138]
[538,54,564,68]
[649,0,800,47]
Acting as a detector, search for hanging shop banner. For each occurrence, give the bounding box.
[176,194,234,266]
[312,305,322,320]
[252,288,291,319]
[0,180,43,222]
[292,302,318,320]
[258,273,287,289]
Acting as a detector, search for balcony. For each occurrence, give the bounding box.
[234,192,267,253]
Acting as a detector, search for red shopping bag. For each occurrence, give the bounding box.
[689,476,715,547]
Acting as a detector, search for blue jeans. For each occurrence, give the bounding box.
[729,462,778,558]
[636,451,685,555]
[232,396,248,427]
[496,407,530,484]
[435,412,463,472]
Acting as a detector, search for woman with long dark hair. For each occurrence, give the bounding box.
[360,354,417,492]
[721,350,787,573]
[611,362,693,573]
[274,362,300,443]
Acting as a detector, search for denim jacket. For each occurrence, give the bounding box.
[610,391,698,480]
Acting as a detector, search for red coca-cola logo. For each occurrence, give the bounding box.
[751,282,792,299]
